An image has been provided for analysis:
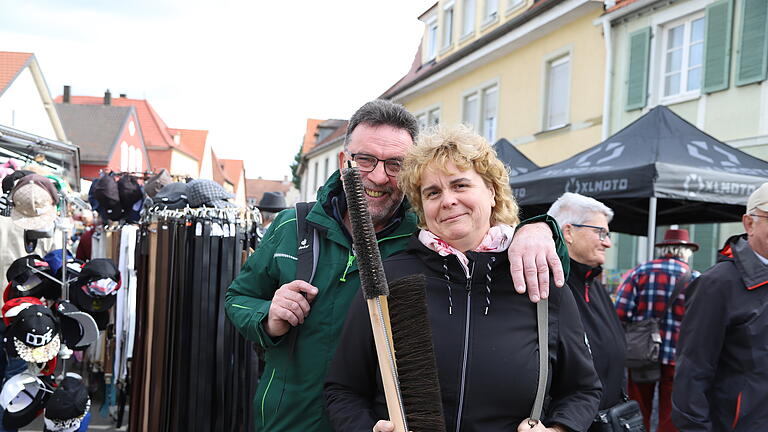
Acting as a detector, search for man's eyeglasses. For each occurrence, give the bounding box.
[348,153,403,177]
[571,223,611,241]
[749,213,768,220]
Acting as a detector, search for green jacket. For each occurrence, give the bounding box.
[225,171,419,431]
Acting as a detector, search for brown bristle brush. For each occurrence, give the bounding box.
[342,167,446,432]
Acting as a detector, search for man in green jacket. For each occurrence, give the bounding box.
[225,99,566,431]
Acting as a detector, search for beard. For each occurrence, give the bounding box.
[364,183,405,229]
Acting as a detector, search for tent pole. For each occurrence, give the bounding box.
[647,197,657,260]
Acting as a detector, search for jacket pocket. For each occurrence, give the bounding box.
[257,367,284,427]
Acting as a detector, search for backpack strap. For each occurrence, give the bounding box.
[294,201,318,283]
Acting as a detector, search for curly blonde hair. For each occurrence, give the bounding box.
[398,124,520,229]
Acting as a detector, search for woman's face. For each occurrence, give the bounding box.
[563,212,612,267]
[420,162,495,252]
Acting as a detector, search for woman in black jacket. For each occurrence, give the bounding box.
[547,193,627,430]
[325,125,601,432]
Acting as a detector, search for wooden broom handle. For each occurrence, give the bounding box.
[367,296,407,432]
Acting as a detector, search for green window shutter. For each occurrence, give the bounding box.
[736,0,768,86]
[626,27,651,111]
[703,0,734,93]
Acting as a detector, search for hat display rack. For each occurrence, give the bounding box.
[129,205,260,432]
[0,175,101,431]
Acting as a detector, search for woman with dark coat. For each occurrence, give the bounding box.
[547,193,628,430]
[325,126,601,432]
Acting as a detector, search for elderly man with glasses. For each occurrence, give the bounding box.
[672,183,768,432]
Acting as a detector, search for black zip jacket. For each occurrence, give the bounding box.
[325,237,601,432]
[672,234,768,432]
[566,260,627,412]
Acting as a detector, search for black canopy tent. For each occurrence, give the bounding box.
[509,106,768,258]
[493,138,539,176]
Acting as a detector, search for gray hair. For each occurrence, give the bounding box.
[547,192,614,228]
[344,99,419,150]
[658,245,695,262]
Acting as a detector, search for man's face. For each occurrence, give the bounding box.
[744,208,768,258]
[339,124,413,230]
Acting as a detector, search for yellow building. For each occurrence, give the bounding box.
[383,0,607,167]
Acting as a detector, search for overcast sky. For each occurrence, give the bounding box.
[0,0,434,180]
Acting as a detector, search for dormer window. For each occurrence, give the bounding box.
[484,0,499,23]
[462,0,476,37]
[427,16,438,60]
[443,1,455,48]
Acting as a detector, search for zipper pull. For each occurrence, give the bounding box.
[339,251,355,282]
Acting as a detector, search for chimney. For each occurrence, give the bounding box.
[104,89,112,105]
[119,93,127,98]
[63,85,71,103]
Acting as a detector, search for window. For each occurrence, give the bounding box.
[545,55,570,130]
[462,0,475,36]
[426,17,438,60]
[324,157,330,180]
[507,0,524,12]
[482,86,498,142]
[484,0,499,22]
[313,161,319,192]
[443,3,454,48]
[416,107,441,131]
[660,15,705,99]
[463,83,498,141]
[120,142,129,172]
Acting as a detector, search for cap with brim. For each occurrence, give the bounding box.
[8,305,61,363]
[256,191,288,213]
[6,255,49,286]
[10,175,59,231]
[69,283,116,314]
[43,375,90,431]
[2,297,43,326]
[0,371,53,429]
[53,301,98,349]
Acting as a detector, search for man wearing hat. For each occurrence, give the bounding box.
[615,227,699,432]
[255,191,288,232]
[672,183,768,431]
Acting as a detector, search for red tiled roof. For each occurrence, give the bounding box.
[302,119,325,155]
[54,95,177,151]
[168,128,208,167]
[220,159,245,193]
[210,150,230,187]
[605,0,638,14]
[245,178,293,202]
[310,120,348,154]
[0,52,33,95]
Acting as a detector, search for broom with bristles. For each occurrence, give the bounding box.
[342,166,446,432]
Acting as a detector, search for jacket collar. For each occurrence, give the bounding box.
[722,234,768,290]
[569,259,603,284]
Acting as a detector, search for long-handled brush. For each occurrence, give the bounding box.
[343,167,446,432]
[342,166,408,432]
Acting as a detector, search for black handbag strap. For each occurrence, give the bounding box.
[664,267,692,312]
[529,299,549,425]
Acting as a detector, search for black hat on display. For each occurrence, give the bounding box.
[0,371,54,429]
[52,301,98,349]
[4,255,59,301]
[153,182,189,209]
[1,170,34,194]
[43,374,90,432]
[117,175,143,211]
[69,258,120,315]
[90,175,123,221]
[144,169,172,198]
[2,296,43,326]
[186,179,235,208]
[6,305,61,363]
[256,191,288,213]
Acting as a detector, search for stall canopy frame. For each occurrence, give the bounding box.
[0,124,81,191]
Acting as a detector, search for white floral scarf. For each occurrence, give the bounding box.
[418,224,515,277]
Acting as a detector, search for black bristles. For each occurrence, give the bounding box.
[342,167,388,299]
[388,275,447,432]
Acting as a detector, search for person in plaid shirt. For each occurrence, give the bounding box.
[615,228,699,432]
